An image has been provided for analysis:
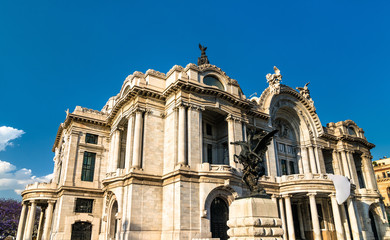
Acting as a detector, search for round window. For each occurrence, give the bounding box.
[203,76,224,90]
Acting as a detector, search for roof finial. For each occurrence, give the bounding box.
[197,43,209,66]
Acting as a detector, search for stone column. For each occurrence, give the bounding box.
[36,207,45,240]
[346,151,359,187]
[340,150,352,179]
[227,115,236,168]
[332,150,342,175]
[42,200,55,240]
[297,149,304,174]
[16,202,28,240]
[308,146,318,174]
[267,139,279,176]
[283,195,296,240]
[132,110,143,168]
[301,147,311,174]
[362,154,377,190]
[109,129,121,171]
[279,197,287,240]
[347,198,363,240]
[330,193,345,239]
[124,114,134,170]
[340,203,352,240]
[177,105,187,166]
[307,192,321,240]
[316,146,326,173]
[24,200,37,240]
[297,203,306,239]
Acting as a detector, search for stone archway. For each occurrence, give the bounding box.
[369,203,384,240]
[369,209,380,240]
[71,221,92,240]
[108,201,118,240]
[210,197,229,240]
[202,186,237,239]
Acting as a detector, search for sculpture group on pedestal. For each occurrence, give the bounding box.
[231,129,278,197]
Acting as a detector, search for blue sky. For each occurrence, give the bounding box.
[0,1,389,199]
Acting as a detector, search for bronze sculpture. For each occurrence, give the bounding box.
[197,43,210,66]
[231,129,278,197]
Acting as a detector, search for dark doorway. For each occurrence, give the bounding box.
[292,204,301,239]
[210,197,229,240]
[71,222,92,240]
[369,210,380,240]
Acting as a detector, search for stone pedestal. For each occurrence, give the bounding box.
[227,197,284,240]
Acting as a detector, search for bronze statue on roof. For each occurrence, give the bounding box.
[198,43,210,66]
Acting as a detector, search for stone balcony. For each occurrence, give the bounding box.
[22,182,57,200]
[24,182,57,191]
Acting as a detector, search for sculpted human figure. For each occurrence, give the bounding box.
[266,66,282,94]
[231,129,278,196]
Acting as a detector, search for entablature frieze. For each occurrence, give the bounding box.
[162,79,252,109]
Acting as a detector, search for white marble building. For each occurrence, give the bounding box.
[17,57,390,240]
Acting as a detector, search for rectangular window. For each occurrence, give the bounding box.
[383,172,387,178]
[278,143,285,152]
[387,171,390,178]
[207,144,213,164]
[289,161,295,174]
[287,145,293,154]
[75,198,94,213]
[85,133,98,144]
[281,160,287,175]
[81,152,96,182]
[206,123,212,136]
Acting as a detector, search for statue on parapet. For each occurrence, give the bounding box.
[296,82,314,105]
[231,129,278,197]
[197,43,210,66]
[266,66,282,94]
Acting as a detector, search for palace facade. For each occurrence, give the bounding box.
[17,56,390,240]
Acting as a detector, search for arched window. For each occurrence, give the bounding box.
[274,118,298,176]
[210,197,229,240]
[348,127,357,136]
[109,201,118,239]
[203,76,224,90]
[71,222,92,240]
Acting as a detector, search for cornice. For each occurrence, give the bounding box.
[162,79,262,115]
[338,135,375,149]
[145,69,166,79]
[106,86,166,124]
[52,112,109,152]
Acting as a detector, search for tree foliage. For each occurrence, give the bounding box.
[0,199,22,239]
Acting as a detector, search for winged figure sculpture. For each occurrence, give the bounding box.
[231,129,278,196]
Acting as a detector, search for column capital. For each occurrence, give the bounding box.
[47,200,56,204]
[329,192,336,198]
[282,194,292,198]
[174,101,189,109]
[361,153,373,159]
[271,194,278,199]
[307,192,317,197]
[188,103,205,111]
[226,114,239,121]
[29,200,37,204]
